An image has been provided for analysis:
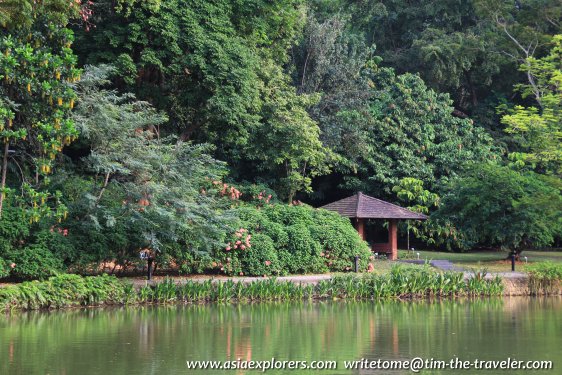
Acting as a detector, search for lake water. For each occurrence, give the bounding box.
[1,298,560,374]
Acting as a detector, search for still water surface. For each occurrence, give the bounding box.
[1,297,560,374]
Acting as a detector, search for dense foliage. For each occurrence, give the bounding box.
[0,0,560,279]
[526,261,562,295]
[342,67,496,196]
[0,1,81,220]
[435,163,562,252]
[213,204,372,276]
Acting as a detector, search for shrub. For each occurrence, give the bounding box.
[310,209,372,271]
[0,195,91,279]
[215,203,370,276]
[262,204,315,227]
[284,224,326,273]
[174,250,215,275]
[526,262,562,295]
[8,245,65,280]
[240,233,281,276]
[0,258,10,278]
[0,274,129,311]
[261,222,289,247]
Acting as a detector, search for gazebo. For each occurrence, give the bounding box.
[321,192,428,260]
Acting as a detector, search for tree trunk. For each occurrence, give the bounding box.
[465,71,478,107]
[0,141,9,218]
[505,249,522,261]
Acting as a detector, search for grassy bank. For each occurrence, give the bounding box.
[399,249,562,273]
[0,265,505,312]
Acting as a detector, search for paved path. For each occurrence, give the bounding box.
[429,260,466,272]
[402,259,527,279]
[400,259,466,272]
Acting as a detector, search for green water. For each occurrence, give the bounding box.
[1,298,560,374]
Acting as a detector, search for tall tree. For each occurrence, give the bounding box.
[0,0,83,219]
[501,35,562,176]
[435,163,562,254]
[291,13,374,173]
[67,65,230,264]
[73,0,336,200]
[244,61,335,202]
[74,0,305,148]
[342,67,496,198]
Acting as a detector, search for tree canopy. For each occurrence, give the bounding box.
[0,0,560,278]
[435,163,561,252]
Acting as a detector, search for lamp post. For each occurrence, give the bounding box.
[140,251,154,280]
[511,252,516,272]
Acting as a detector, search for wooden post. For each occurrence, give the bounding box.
[388,219,398,260]
[355,218,365,240]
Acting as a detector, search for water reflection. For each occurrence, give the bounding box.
[0,298,560,374]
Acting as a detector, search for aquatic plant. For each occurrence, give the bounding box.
[0,266,508,312]
[526,262,562,295]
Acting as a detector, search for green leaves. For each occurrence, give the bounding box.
[435,163,562,251]
[68,65,230,263]
[392,178,439,215]
[245,61,335,201]
[344,67,495,197]
[0,6,81,220]
[501,35,562,176]
[216,203,371,276]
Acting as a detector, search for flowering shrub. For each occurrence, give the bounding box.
[212,181,242,200]
[225,227,252,251]
[214,203,371,276]
[0,259,9,278]
[309,209,372,272]
[239,234,280,276]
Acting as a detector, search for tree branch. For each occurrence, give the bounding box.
[96,171,111,203]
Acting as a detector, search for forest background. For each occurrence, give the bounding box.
[0,0,560,279]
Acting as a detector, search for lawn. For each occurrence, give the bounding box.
[397,249,562,273]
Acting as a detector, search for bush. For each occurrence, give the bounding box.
[526,261,562,295]
[0,274,129,311]
[0,258,10,278]
[240,233,281,276]
[310,209,371,271]
[215,203,371,276]
[1,224,74,280]
[263,204,316,227]
[284,224,325,273]
[172,249,215,275]
[0,196,82,280]
[8,245,65,280]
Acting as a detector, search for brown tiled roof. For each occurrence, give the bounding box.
[320,192,428,220]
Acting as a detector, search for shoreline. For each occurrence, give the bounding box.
[1,271,560,313]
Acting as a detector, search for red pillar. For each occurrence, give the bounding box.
[388,219,398,260]
[355,218,365,240]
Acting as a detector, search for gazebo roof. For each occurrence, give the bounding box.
[320,192,428,220]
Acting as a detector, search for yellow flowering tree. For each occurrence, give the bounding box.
[0,1,82,219]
